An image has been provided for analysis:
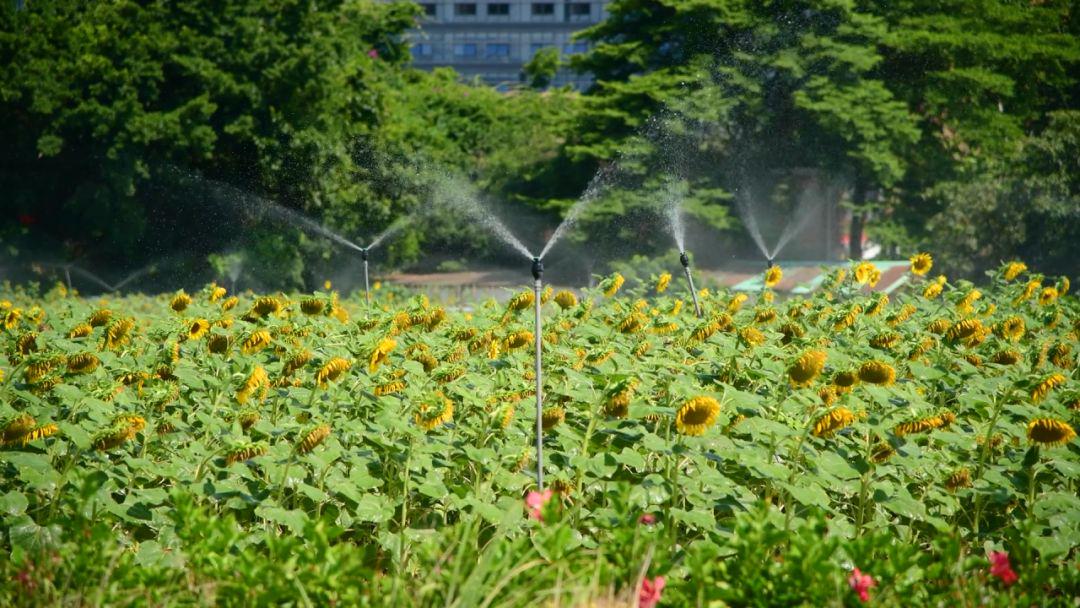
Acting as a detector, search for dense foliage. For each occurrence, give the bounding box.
[1,258,1078,605]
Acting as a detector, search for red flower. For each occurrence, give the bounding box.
[524,489,553,521]
[367,49,379,59]
[638,513,656,525]
[638,575,665,608]
[988,551,1018,586]
[848,568,876,603]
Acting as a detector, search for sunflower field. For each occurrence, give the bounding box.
[1,258,1078,606]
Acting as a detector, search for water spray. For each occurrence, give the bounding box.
[531,256,545,489]
[680,251,703,318]
[360,248,371,305]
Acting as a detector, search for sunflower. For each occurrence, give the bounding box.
[675,396,721,436]
[689,314,732,344]
[507,290,535,312]
[727,293,748,313]
[207,334,230,355]
[618,312,648,334]
[991,350,1021,366]
[237,409,260,431]
[871,442,895,463]
[1049,343,1073,369]
[819,386,839,406]
[221,296,239,311]
[922,282,943,299]
[754,308,778,324]
[170,291,192,312]
[1002,261,1027,281]
[504,330,534,350]
[854,262,880,287]
[739,326,766,347]
[833,370,859,392]
[541,406,566,431]
[88,309,112,327]
[416,394,455,431]
[236,366,269,404]
[375,379,407,396]
[858,360,896,385]
[669,299,684,315]
[633,340,652,358]
[369,338,397,372]
[187,318,210,341]
[866,294,889,317]
[69,323,93,339]
[1038,287,1058,306]
[811,407,854,438]
[554,290,578,309]
[600,273,625,297]
[1031,373,1067,403]
[1026,418,1076,447]
[3,308,21,331]
[833,305,862,332]
[316,357,351,387]
[66,353,100,375]
[209,285,227,303]
[656,272,672,293]
[870,332,901,350]
[241,330,272,354]
[604,379,638,419]
[886,304,916,327]
[945,468,972,491]
[104,318,135,350]
[16,332,37,355]
[300,298,325,315]
[2,413,36,445]
[779,322,805,344]
[296,425,331,454]
[996,316,1025,341]
[788,350,827,387]
[909,253,932,276]
[945,319,982,344]
[764,265,783,288]
[225,442,268,466]
[894,412,954,437]
[251,296,283,317]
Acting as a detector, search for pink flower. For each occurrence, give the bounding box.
[367,49,379,59]
[638,513,656,525]
[639,575,665,608]
[848,568,876,603]
[988,551,1018,586]
[525,489,553,521]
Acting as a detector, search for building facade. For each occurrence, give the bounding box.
[399,1,610,89]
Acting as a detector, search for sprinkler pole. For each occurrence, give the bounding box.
[531,256,545,489]
[680,251,702,318]
[64,266,72,292]
[361,248,370,306]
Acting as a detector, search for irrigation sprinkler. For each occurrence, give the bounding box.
[531,256,545,489]
[680,251,703,318]
[767,257,774,269]
[360,248,371,305]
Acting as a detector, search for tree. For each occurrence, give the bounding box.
[523,47,561,90]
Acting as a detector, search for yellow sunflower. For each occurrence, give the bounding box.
[764,265,783,288]
[1026,418,1076,447]
[675,396,721,436]
[909,253,932,276]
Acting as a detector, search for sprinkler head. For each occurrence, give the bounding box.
[531,257,544,280]
[766,257,774,269]
[360,248,369,262]
[679,251,690,268]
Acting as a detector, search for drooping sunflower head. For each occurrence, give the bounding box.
[300,297,325,315]
[618,312,648,334]
[241,330,272,354]
[1002,261,1027,282]
[764,265,783,288]
[2,413,36,445]
[315,357,352,387]
[788,350,827,387]
[1031,373,1067,403]
[909,253,932,276]
[858,360,896,385]
[170,291,192,312]
[207,333,230,355]
[1038,287,1059,306]
[811,407,854,438]
[296,424,331,454]
[507,290,535,312]
[923,282,943,299]
[854,262,880,287]
[236,365,269,404]
[88,308,113,327]
[369,337,397,372]
[554,290,578,310]
[833,370,859,389]
[504,330,534,350]
[727,293,748,313]
[1026,418,1076,447]
[600,273,625,297]
[541,406,566,432]
[66,352,100,375]
[656,272,672,293]
[209,284,227,303]
[675,396,721,436]
[738,326,766,348]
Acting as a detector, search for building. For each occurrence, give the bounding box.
[401,1,610,89]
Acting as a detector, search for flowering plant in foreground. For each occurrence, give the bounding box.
[848,568,876,603]
[988,551,1018,586]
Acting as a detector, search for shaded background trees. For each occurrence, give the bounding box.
[0,0,1077,290]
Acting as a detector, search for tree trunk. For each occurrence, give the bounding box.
[849,176,866,261]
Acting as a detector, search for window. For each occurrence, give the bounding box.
[413,43,434,57]
[530,43,553,56]
[420,3,437,16]
[454,43,478,57]
[486,43,511,57]
[562,41,588,54]
[487,3,509,15]
[454,3,477,16]
[531,3,555,16]
[568,3,591,16]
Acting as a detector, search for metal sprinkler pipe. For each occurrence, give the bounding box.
[360,248,370,305]
[680,251,702,318]
[531,256,545,489]
[767,257,774,269]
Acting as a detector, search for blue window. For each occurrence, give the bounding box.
[486,43,511,57]
[413,43,433,57]
[530,43,552,56]
[562,41,588,54]
[454,43,478,57]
